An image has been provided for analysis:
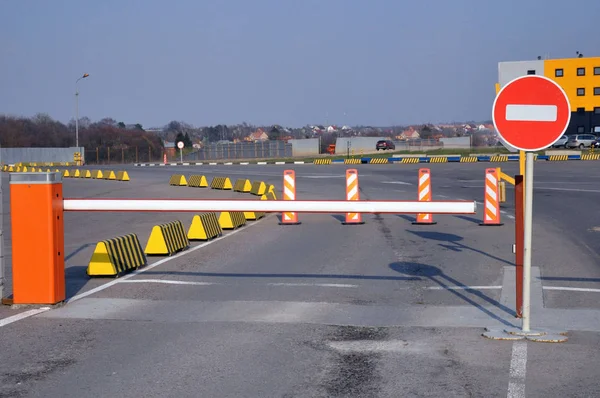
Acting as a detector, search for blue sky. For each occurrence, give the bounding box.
[1,0,598,128]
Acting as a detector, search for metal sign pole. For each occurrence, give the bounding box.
[180,148,183,163]
[521,151,535,331]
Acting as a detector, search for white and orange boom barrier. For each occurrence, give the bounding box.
[280,169,300,225]
[481,168,503,226]
[343,169,364,225]
[413,168,436,225]
[8,171,477,305]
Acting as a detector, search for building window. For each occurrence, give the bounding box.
[577,67,586,76]
[577,107,585,113]
[555,68,564,77]
[577,126,585,133]
[595,87,600,96]
[527,70,536,75]
[594,107,600,114]
[577,88,585,96]
[594,67,600,75]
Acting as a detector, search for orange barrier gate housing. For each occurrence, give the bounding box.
[280,169,300,225]
[10,173,65,304]
[481,168,503,226]
[343,169,364,225]
[414,168,436,225]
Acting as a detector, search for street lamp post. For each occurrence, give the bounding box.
[75,73,89,148]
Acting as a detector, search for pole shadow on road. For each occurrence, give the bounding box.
[406,230,513,267]
[389,261,516,326]
[64,243,96,299]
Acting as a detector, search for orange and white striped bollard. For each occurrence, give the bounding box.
[481,168,503,226]
[413,168,436,225]
[280,169,301,225]
[343,169,364,225]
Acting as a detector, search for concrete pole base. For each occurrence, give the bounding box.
[482,327,568,343]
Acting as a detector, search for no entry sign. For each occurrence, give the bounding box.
[492,75,571,152]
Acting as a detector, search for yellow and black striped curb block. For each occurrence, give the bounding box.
[87,233,147,277]
[460,156,478,162]
[169,174,188,186]
[369,158,389,164]
[211,176,233,190]
[548,155,569,161]
[218,211,247,230]
[428,157,448,163]
[401,158,420,164]
[313,159,332,165]
[489,155,509,162]
[187,212,222,241]
[260,191,277,201]
[91,170,103,179]
[581,154,600,160]
[233,178,252,192]
[115,171,130,181]
[250,181,267,196]
[102,170,117,180]
[145,220,190,256]
[344,158,361,164]
[188,175,208,188]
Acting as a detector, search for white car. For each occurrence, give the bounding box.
[552,135,569,148]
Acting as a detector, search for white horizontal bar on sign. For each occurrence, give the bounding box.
[505,104,557,122]
[63,199,477,214]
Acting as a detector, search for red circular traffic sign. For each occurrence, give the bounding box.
[492,75,571,152]
[177,141,184,149]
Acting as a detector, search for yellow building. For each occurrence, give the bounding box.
[497,56,600,135]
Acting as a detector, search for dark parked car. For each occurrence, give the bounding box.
[376,140,396,151]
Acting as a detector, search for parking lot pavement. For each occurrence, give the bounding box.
[2,162,600,396]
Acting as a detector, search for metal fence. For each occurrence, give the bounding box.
[83,146,163,165]
[184,141,293,161]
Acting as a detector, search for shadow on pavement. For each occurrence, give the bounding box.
[389,261,516,326]
[454,215,481,225]
[65,265,92,299]
[397,214,416,223]
[537,276,600,283]
[406,230,514,266]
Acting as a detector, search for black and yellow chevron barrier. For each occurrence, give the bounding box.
[187,212,222,241]
[429,157,447,163]
[313,159,332,165]
[144,220,190,256]
[103,170,117,180]
[218,211,246,229]
[115,171,130,181]
[233,178,252,192]
[211,176,233,190]
[548,155,568,161]
[87,233,147,277]
[261,191,277,200]
[188,175,208,187]
[460,156,478,162]
[91,170,103,179]
[369,158,389,164]
[490,155,509,162]
[169,174,188,186]
[344,158,361,164]
[250,181,267,196]
[401,158,420,164]
[581,154,600,160]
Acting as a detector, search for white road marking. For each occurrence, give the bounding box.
[534,187,600,193]
[0,307,51,328]
[266,283,358,288]
[543,286,600,293]
[426,285,502,290]
[506,104,557,122]
[507,341,527,398]
[381,181,412,185]
[66,216,268,304]
[119,279,216,286]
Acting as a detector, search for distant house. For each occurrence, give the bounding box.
[400,127,420,140]
[247,128,269,142]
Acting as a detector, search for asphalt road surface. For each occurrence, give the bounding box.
[1,161,600,397]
